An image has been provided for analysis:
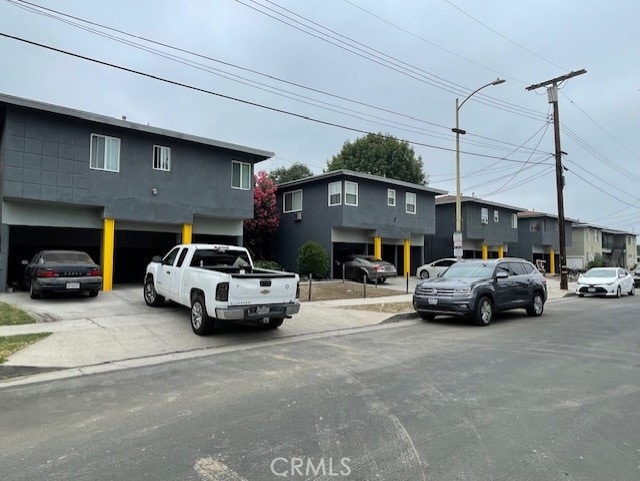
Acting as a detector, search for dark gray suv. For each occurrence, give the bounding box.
[413,258,547,326]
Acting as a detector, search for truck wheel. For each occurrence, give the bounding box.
[268,317,284,329]
[143,276,165,307]
[473,296,493,326]
[191,294,212,335]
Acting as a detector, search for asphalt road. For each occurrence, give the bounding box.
[1,295,639,481]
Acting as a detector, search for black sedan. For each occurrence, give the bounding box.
[22,250,102,299]
[337,255,398,283]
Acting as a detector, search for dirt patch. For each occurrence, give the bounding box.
[299,280,407,302]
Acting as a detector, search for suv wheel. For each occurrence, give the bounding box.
[526,291,545,317]
[473,296,493,326]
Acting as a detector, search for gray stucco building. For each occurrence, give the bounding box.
[0,93,272,291]
[509,211,574,274]
[274,170,446,278]
[432,195,524,260]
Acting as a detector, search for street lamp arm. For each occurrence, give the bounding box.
[457,78,506,111]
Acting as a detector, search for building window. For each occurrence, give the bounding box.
[90,134,120,172]
[232,161,251,190]
[283,190,302,212]
[511,213,518,228]
[345,181,358,206]
[387,189,396,206]
[328,181,342,206]
[493,210,499,222]
[406,192,416,214]
[530,220,540,232]
[153,145,171,171]
[481,208,489,224]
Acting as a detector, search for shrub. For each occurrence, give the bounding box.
[297,241,330,279]
[586,253,604,269]
[254,260,282,271]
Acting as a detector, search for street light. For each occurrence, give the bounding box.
[453,78,506,259]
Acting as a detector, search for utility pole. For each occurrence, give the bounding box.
[526,69,586,290]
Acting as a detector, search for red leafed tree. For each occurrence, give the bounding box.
[244,170,280,261]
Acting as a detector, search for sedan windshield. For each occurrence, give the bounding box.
[442,263,494,278]
[584,268,617,278]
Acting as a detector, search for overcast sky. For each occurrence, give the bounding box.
[1,0,639,234]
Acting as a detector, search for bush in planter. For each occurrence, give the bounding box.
[297,241,330,279]
[586,254,604,270]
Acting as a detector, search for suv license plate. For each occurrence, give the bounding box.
[588,287,596,292]
[66,282,80,289]
[256,306,270,315]
[428,298,438,305]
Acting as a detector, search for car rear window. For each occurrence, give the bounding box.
[42,252,93,263]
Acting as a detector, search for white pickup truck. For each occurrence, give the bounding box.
[143,244,300,335]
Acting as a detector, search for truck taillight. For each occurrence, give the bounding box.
[296,281,300,299]
[89,268,101,277]
[216,282,229,301]
[36,269,57,278]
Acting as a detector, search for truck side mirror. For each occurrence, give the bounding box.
[152,255,162,263]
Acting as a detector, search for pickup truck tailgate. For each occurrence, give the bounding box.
[227,274,298,305]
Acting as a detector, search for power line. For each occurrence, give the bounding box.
[441,0,568,72]
[0,31,550,166]
[4,0,549,156]
[238,0,549,122]
[343,0,526,85]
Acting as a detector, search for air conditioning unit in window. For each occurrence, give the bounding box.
[293,211,302,221]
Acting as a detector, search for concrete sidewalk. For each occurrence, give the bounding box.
[0,276,574,385]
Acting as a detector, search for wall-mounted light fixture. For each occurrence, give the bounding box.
[151,187,158,195]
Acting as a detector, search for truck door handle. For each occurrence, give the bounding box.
[166,271,171,275]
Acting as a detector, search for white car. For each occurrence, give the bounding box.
[415,258,458,279]
[576,267,635,298]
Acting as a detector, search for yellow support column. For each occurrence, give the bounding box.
[403,238,411,277]
[101,218,115,292]
[498,245,504,258]
[373,236,382,259]
[182,223,193,244]
[482,244,488,260]
[549,249,555,275]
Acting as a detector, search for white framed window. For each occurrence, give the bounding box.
[153,145,171,171]
[90,134,120,172]
[345,181,358,206]
[232,160,251,190]
[406,192,416,214]
[283,190,302,212]
[328,181,342,206]
[511,213,518,228]
[481,208,489,224]
[493,210,499,222]
[387,189,396,206]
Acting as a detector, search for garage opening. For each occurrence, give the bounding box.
[8,226,101,290]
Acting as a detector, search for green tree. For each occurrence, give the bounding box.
[326,133,427,184]
[269,163,314,184]
[297,241,330,279]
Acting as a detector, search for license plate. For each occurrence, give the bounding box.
[66,282,80,289]
[428,298,438,305]
[256,306,270,315]
[588,287,595,292]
